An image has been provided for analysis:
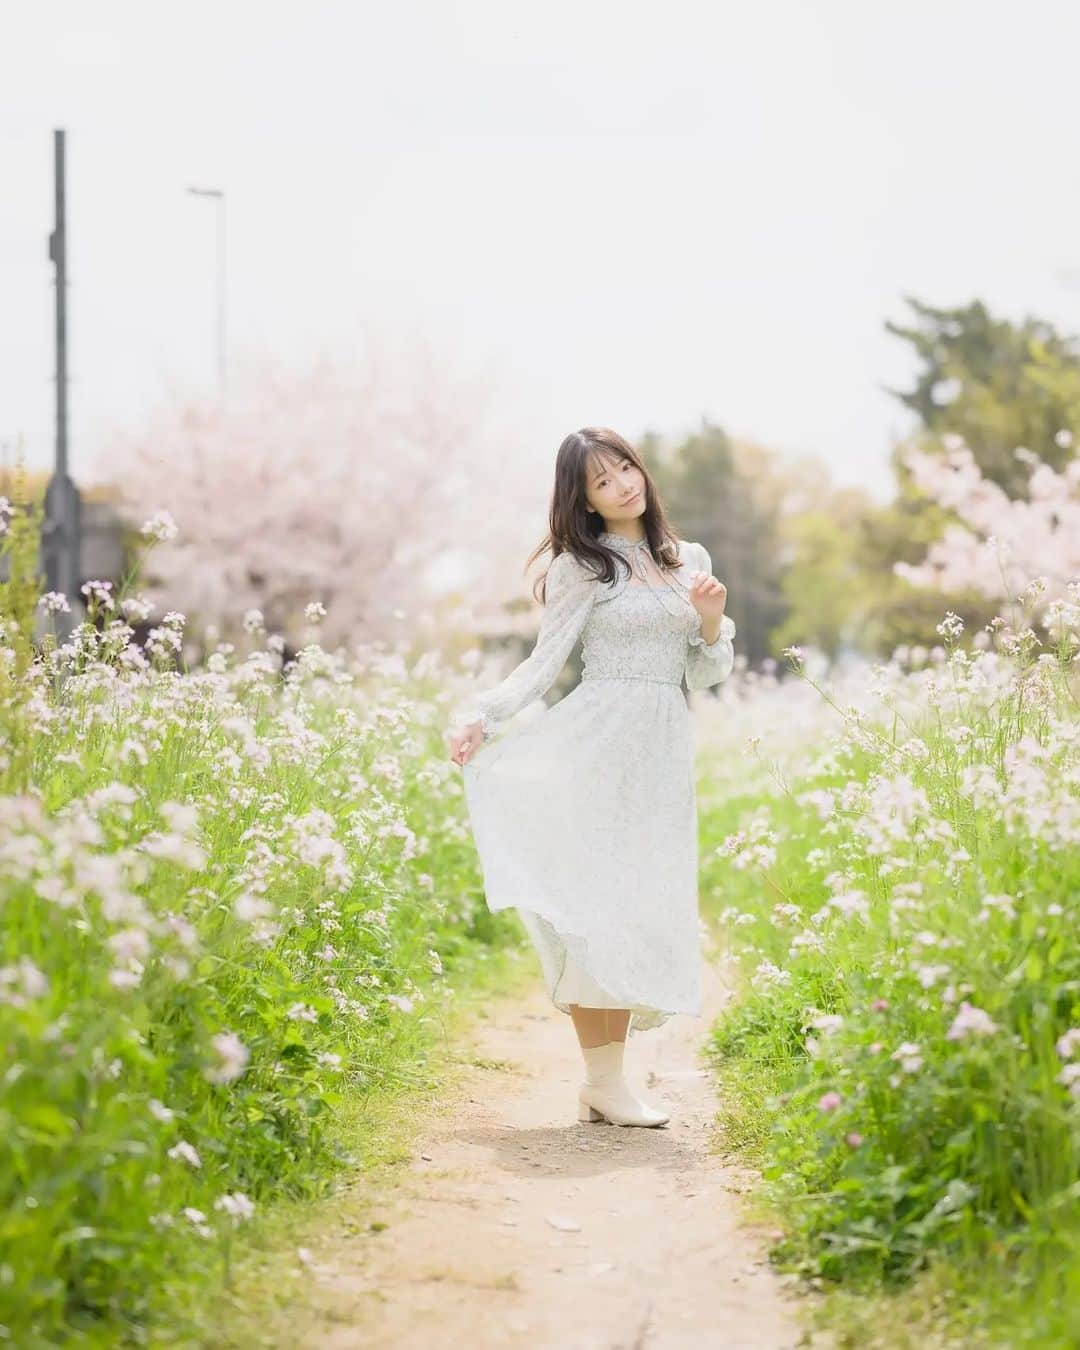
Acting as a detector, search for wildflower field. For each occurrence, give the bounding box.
[694,586,1080,1346]
[3,443,1079,1347]
[0,494,510,1345]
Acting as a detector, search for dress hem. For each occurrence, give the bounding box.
[512,903,702,1038]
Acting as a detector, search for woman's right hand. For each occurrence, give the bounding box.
[448,721,484,767]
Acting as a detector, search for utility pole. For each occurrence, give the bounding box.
[187,186,227,395]
[43,127,82,643]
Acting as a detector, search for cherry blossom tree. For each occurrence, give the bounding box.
[90,340,541,657]
[893,432,1080,616]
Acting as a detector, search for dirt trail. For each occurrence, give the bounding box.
[297,958,814,1349]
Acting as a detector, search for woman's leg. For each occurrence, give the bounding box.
[606,1009,630,1042]
[568,1005,631,1047]
[568,1004,631,1047]
[568,1003,610,1048]
[571,1005,668,1126]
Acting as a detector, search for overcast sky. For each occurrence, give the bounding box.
[4,0,1080,505]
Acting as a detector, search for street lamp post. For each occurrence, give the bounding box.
[43,127,82,644]
[187,186,226,396]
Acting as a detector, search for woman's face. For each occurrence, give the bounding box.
[585,452,646,528]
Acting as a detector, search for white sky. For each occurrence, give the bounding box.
[4,0,1080,505]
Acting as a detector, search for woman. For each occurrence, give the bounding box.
[446,427,736,1128]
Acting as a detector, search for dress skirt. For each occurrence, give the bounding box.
[462,670,704,1037]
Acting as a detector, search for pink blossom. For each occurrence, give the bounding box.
[101,357,506,655]
[1057,1063,1080,1099]
[893,442,1080,613]
[891,1042,923,1073]
[1056,1028,1080,1060]
[817,1091,842,1113]
[945,1002,1000,1040]
[205,1031,250,1084]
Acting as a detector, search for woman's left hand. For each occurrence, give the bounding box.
[688,569,728,622]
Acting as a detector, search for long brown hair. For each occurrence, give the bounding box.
[526,428,684,602]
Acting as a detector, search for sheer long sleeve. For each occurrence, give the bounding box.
[448,551,597,742]
[685,543,736,690]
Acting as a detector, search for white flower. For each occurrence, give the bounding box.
[108,965,144,990]
[891,1041,923,1074]
[945,1002,999,1040]
[214,1191,255,1222]
[980,894,1017,919]
[167,1140,202,1169]
[139,830,207,870]
[148,1098,175,1123]
[936,611,965,641]
[915,963,951,989]
[80,579,116,610]
[0,957,49,1007]
[233,891,275,922]
[108,928,151,964]
[182,1206,213,1238]
[751,959,791,990]
[140,509,178,542]
[829,891,868,920]
[205,1031,250,1084]
[38,591,71,614]
[160,801,200,835]
[1057,1063,1080,1098]
[1056,1028,1080,1060]
[120,594,154,623]
[164,914,199,951]
[304,601,327,623]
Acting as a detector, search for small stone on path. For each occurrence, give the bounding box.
[545,1215,582,1232]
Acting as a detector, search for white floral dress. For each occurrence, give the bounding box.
[449,532,736,1036]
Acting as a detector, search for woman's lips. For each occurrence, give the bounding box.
[623,490,642,506]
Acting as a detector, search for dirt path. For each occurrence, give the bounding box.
[294,957,814,1349]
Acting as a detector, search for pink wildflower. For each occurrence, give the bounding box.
[945,1002,1000,1041]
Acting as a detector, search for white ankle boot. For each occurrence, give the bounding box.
[577,1040,670,1128]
